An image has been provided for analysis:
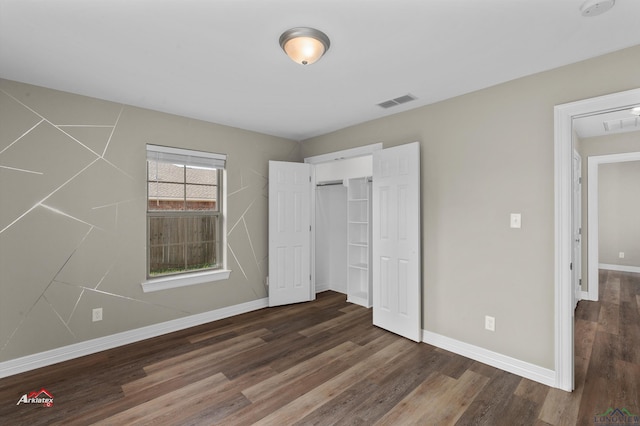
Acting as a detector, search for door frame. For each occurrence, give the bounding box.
[572,149,582,309]
[554,87,640,391]
[587,151,640,302]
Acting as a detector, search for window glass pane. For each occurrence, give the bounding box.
[149,215,219,276]
[148,160,185,183]
[186,216,218,269]
[149,216,185,275]
[185,184,218,211]
[186,166,217,185]
[148,182,185,210]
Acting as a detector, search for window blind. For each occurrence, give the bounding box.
[146,144,226,169]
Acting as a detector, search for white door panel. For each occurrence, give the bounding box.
[372,142,421,342]
[269,161,313,307]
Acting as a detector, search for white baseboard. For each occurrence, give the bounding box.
[579,290,594,302]
[422,330,556,388]
[315,282,348,294]
[0,298,557,387]
[315,282,331,293]
[599,263,640,274]
[0,297,268,379]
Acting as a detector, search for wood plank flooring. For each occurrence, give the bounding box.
[0,271,638,425]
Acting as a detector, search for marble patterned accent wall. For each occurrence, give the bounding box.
[0,79,300,362]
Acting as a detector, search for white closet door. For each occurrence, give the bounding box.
[372,142,421,342]
[268,161,313,307]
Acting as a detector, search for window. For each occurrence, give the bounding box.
[143,144,229,292]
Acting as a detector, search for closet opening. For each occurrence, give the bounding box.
[313,158,373,307]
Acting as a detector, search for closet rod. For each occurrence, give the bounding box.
[317,177,373,187]
[316,180,344,187]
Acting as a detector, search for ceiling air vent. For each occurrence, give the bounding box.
[377,94,417,109]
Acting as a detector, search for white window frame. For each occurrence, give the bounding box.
[142,144,230,293]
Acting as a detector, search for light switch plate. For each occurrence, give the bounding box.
[510,213,521,229]
[485,315,495,331]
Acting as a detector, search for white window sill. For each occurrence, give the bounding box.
[141,269,231,293]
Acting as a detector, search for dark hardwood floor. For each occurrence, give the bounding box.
[0,271,638,425]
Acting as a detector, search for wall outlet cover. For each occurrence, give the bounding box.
[92,308,103,322]
[510,213,521,229]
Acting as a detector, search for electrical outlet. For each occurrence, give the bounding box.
[92,308,103,322]
[510,213,521,229]
[619,252,625,259]
[485,315,495,332]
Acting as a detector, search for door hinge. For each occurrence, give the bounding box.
[310,225,312,232]
[579,278,582,286]
[570,262,573,271]
[579,177,582,184]
[579,227,582,235]
[309,176,312,182]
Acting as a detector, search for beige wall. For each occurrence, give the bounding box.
[598,160,640,266]
[0,79,300,362]
[2,44,640,372]
[577,131,640,290]
[301,45,640,369]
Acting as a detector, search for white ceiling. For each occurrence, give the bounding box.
[1,0,640,141]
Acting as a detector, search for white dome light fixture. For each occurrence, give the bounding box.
[279,27,330,65]
[580,0,615,17]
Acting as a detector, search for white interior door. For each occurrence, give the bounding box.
[572,150,582,309]
[268,161,313,307]
[372,142,421,342]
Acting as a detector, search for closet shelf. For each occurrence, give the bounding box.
[347,176,372,309]
[348,263,368,270]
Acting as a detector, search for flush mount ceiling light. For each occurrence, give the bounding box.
[279,27,330,65]
[580,0,615,17]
